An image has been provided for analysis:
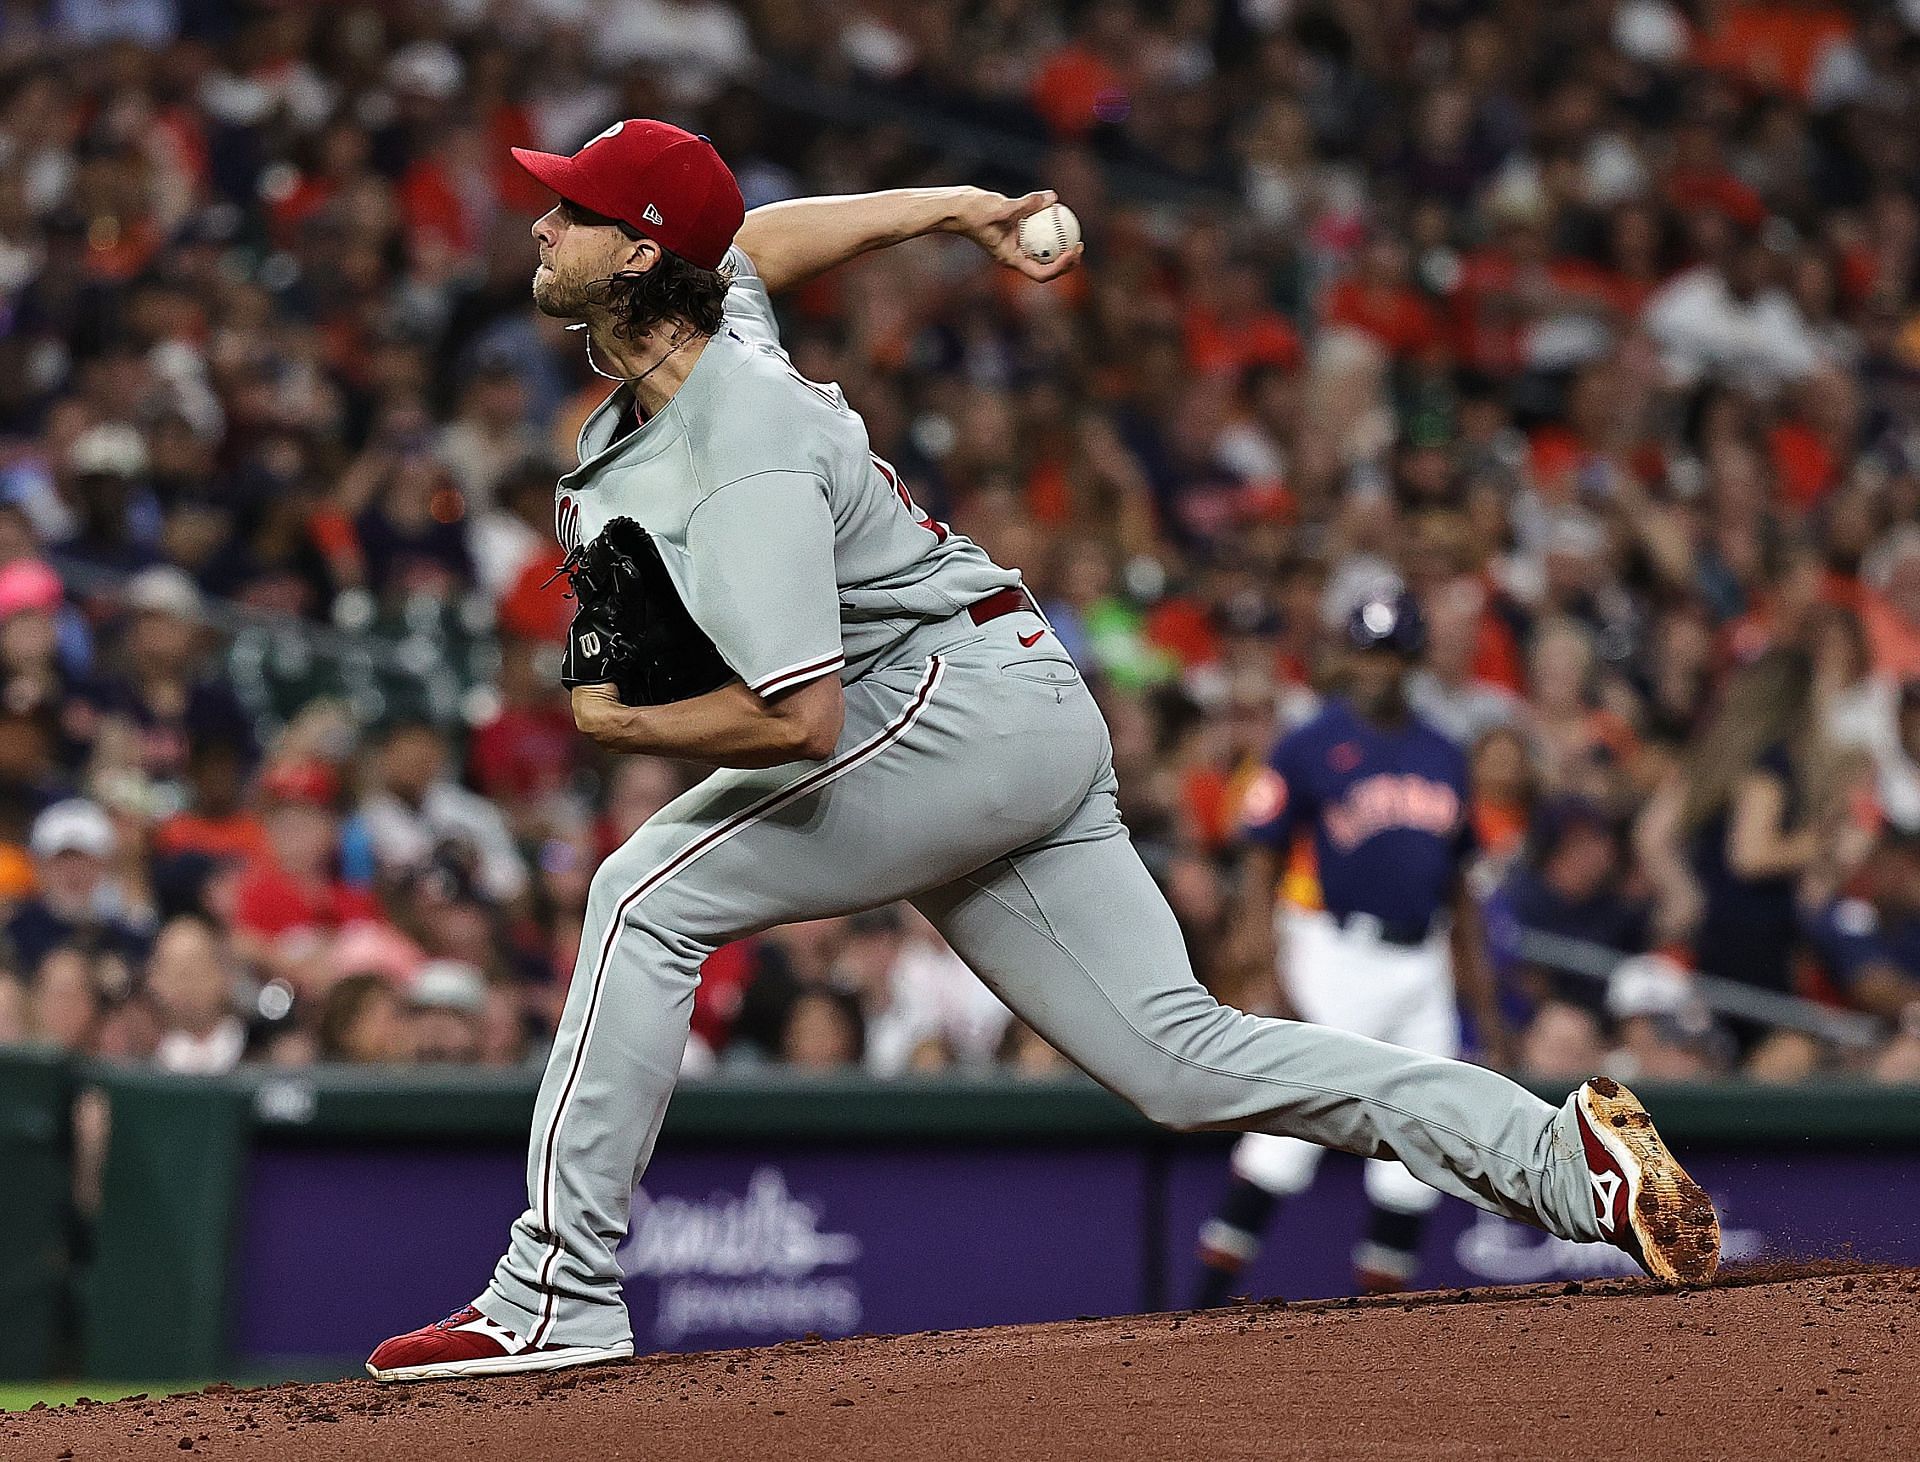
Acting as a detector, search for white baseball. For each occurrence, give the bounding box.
[1017,202,1081,264]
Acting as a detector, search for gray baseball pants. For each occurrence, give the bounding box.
[478,610,1608,1348]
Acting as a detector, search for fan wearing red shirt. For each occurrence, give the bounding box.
[469,638,585,806]
[1324,236,1444,360]
[232,761,377,949]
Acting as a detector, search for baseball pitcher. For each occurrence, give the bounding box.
[1193,592,1507,1305]
[367,121,1718,1381]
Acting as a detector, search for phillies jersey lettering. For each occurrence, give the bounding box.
[1243,698,1473,926]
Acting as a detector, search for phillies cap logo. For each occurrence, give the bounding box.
[588,120,627,147]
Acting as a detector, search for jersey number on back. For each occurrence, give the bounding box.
[873,455,949,542]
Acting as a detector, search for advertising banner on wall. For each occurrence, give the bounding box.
[611,1149,1147,1352]
[229,1138,1920,1369]
[232,1143,1148,1366]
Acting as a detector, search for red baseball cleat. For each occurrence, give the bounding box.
[365,1305,633,1382]
[1574,1077,1721,1285]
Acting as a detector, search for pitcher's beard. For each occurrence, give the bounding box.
[532,264,595,320]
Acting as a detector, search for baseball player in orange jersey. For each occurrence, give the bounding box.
[366,121,1719,1381]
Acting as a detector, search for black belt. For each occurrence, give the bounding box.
[1327,910,1434,947]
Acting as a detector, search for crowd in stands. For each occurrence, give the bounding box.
[3,0,1920,1087]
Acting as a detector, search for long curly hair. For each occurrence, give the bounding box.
[603,248,733,340]
[1675,646,1821,835]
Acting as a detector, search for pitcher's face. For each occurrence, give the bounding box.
[530,201,647,319]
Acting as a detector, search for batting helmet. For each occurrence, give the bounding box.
[1344,590,1427,658]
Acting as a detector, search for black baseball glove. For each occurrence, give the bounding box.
[555,517,737,705]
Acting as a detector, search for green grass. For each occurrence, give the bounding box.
[0,1381,214,1412]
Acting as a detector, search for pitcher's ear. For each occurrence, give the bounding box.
[623,235,663,276]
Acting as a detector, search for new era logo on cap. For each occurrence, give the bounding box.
[642,203,664,226]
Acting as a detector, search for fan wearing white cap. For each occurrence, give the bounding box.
[7,799,151,973]
[409,960,490,1064]
[107,566,256,786]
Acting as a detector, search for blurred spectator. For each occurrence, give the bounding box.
[1646,651,1838,1018]
[468,637,582,819]
[57,423,161,573]
[26,945,103,1053]
[0,559,78,737]
[6,798,151,972]
[1603,954,1728,1082]
[145,913,245,1074]
[1467,725,1536,878]
[1801,829,1920,1023]
[836,907,1011,1076]
[1407,578,1521,748]
[436,356,541,515]
[1488,798,1650,1018]
[1644,232,1825,394]
[1517,999,1609,1081]
[96,565,255,790]
[231,760,379,985]
[778,986,865,1072]
[408,959,487,1064]
[317,972,415,1064]
[155,740,265,863]
[358,719,528,905]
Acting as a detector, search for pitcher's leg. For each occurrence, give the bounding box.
[479,865,703,1348]
[478,656,1102,1350]
[916,799,1603,1243]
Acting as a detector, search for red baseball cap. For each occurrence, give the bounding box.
[511,120,744,272]
[260,759,340,809]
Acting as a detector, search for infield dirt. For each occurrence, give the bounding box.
[5,1266,1915,1460]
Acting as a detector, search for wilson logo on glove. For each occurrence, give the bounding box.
[555,517,737,706]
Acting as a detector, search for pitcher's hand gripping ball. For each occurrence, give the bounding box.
[557,516,736,705]
[1017,202,1081,264]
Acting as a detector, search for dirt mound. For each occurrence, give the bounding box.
[7,1267,1917,1461]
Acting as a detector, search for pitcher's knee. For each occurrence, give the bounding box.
[585,829,700,938]
[585,855,642,923]
[1125,1070,1238,1133]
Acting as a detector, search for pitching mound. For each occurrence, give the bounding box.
[7,1267,1917,1460]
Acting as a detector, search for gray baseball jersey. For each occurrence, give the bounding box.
[475,250,1623,1354]
[554,247,1019,699]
